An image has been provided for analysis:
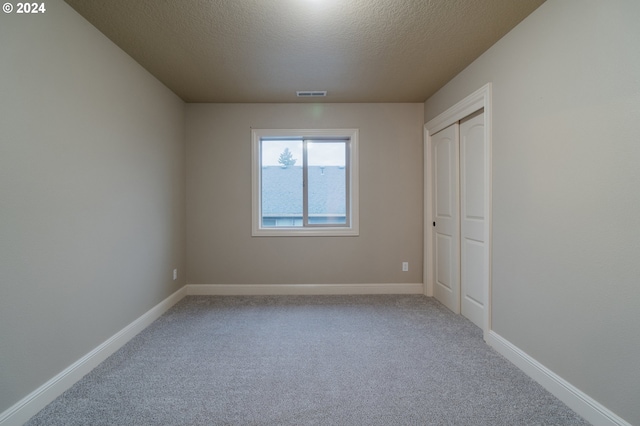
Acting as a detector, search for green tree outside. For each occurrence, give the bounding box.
[278,147,297,168]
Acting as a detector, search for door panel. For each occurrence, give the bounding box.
[461,238,484,304]
[462,122,485,221]
[460,112,485,328]
[436,234,452,290]
[432,124,460,314]
[435,142,453,218]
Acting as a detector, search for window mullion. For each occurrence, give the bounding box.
[344,141,350,227]
[302,140,309,227]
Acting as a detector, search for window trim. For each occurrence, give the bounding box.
[251,128,359,237]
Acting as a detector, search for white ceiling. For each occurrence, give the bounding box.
[64,0,545,103]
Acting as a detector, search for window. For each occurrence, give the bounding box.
[252,128,359,236]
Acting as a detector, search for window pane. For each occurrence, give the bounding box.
[261,140,303,227]
[307,142,347,225]
[252,128,358,236]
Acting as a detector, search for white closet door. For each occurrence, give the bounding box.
[460,112,485,328]
[432,123,460,314]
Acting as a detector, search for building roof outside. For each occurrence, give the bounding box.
[261,166,346,217]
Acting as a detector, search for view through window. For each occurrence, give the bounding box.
[252,129,359,236]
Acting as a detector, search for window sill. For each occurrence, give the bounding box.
[252,227,359,237]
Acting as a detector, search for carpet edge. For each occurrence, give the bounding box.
[487,331,631,426]
[0,286,188,426]
[186,283,425,296]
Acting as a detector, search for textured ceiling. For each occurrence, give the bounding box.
[64,0,545,103]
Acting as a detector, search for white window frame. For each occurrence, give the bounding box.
[251,128,359,237]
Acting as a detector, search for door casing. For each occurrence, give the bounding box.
[424,83,492,338]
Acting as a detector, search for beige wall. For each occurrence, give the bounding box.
[186,103,424,285]
[0,0,185,413]
[424,0,640,423]
[8,0,638,422]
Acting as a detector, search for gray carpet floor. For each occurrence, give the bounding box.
[26,295,590,425]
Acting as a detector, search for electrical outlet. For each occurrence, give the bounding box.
[173,269,178,280]
[402,262,409,272]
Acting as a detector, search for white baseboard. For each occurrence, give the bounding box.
[14,285,623,426]
[487,331,630,426]
[0,286,187,426]
[1,282,423,425]
[186,283,425,296]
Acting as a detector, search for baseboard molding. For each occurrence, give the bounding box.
[487,331,630,426]
[186,283,425,296]
[2,282,423,425]
[0,286,188,426]
[13,285,623,426]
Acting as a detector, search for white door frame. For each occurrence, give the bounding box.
[424,83,492,338]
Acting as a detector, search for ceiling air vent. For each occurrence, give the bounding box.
[296,91,327,97]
